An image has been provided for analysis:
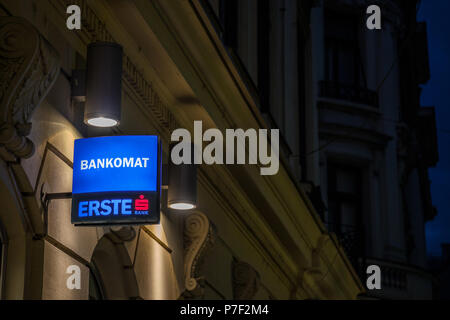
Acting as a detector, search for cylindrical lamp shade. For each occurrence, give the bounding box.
[84,42,123,127]
[168,143,197,210]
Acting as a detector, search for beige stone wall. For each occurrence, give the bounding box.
[21,100,97,299]
[0,0,186,296]
[42,241,89,300]
[15,89,183,299]
[14,57,295,301]
[19,98,291,300]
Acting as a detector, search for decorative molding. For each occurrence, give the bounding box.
[319,121,392,149]
[0,16,60,159]
[51,0,179,138]
[183,211,215,296]
[231,258,260,300]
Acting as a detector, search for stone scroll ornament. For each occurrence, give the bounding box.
[0,17,60,159]
[183,211,215,297]
[231,258,261,300]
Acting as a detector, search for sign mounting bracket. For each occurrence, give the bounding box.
[40,183,72,213]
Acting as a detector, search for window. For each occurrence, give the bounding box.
[219,0,238,50]
[321,12,378,107]
[327,164,362,231]
[202,0,259,97]
[200,0,238,50]
[324,13,365,87]
[327,163,365,270]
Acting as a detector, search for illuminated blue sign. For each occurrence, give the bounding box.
[71,136,161,226]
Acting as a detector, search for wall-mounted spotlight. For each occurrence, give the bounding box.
[84,42,123,128]
[168,143,197,211]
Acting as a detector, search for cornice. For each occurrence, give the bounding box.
[319,121,392,149]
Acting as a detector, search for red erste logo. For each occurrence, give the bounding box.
[135,195,149,211]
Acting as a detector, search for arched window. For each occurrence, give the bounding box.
[89,235,140,299]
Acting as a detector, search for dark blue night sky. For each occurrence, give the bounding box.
[418,1,450,257]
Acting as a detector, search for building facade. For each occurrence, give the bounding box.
[311,0,437,299]
[0,0,362,300]
[201,0,437,299]
[0,0,436,300]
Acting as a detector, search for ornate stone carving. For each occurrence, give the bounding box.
[231,258,260,300]
[0,17,60,158]
[183,211,215,295]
